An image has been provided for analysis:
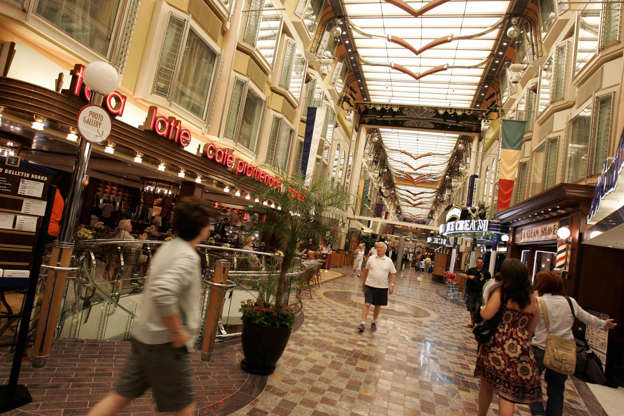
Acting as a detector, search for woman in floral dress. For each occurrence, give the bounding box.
[475,258,541,416]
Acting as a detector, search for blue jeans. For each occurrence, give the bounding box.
[529,346,568,416]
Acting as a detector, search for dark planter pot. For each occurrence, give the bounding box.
[241,320,291,375]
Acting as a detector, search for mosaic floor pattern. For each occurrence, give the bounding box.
[233,267,606,416]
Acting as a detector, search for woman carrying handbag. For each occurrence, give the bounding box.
[530,271,617,416]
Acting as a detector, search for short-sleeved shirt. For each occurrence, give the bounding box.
[365,255,397,288]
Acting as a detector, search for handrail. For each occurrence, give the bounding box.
[77,239,280,258]
[80,256,137,317]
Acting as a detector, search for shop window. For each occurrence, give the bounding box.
[532,144,546,195]
[500,68,511,105]
[295,0,325,35]
[514,162,529,204]
[321,107,336,144]
[339,150,346,179]
[266,116,294,171]
[22,0,139,70]
[566,104,592,182]
[152,15,218,119]
[332,145,340,177]
[551,43,567,101]
[242,0,282,68]
[544,138,559,189]
[592,94,613,175]
[600,0,621,48]
[279,39,306,101]
[224,78,265,152]
[317,24,340,60]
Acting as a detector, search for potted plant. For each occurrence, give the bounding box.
[239,175,346,374]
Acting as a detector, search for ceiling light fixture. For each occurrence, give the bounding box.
[134,153,143,164]
[195,175,202,184]
[158,162,166,171]
[224,185,230,193]
[66,130,79,142]
[32,119,45,131]
[254,196,260,203]
[235,189,241,197]
[245,193,251,200]
[105,143,115,154]
[178,169,185,178]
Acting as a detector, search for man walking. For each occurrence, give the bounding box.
[465,257,491,327]
[88,198,212,416]
[358,242,397,332]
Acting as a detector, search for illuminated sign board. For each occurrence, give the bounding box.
[439,220,489,235]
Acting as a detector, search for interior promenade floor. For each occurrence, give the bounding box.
[0,267,611,415]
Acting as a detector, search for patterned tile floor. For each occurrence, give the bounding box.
[233,267,606,416]
[0,267,607,415]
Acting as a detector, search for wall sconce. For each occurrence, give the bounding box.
[223,185,230,193]
[66,129,79,142]
[134,153,143,164]
[158,162,166,171]
[235,189,241,197]
[105,142,115,154]
[178,169,185,178]
[245,193,251,200]
[32,118,45,131]
[254,197,260,203]
[195,175,202,184]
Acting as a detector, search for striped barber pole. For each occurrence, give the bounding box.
[555,241,568,270]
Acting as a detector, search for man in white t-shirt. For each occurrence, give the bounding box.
[358,242,397,332]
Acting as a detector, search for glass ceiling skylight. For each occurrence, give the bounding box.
[380,128,459,214]
[343,0,511,107]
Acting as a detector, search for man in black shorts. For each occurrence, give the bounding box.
[358,242,397,332]
[465,257,491,327]
[88,198,212,416]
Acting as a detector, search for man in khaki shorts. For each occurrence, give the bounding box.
[88,198,211,416]
[358,242,397,332]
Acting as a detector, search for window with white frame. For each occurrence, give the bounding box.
[531,144,546,195]
[566,104,592,182]
[317,24,339,59]
[295,0,325,35]
[538,56,553,114]
[331,59,348,95]
[152,14,218,119]
[575,6,601,76]
[279,39,306,101]
[500,68,511,104]
[224,78,265,152]
[601,0,622,48]
[517,84,537,131]
[13,0,139,70]
[551,42,567,101]
[332,144,340,177]
[266,116,294,171]
[539,0,557,38]
[513,162,529,204]
[544,137,559,189]
[592,94,613,175]
[242,0,282,68]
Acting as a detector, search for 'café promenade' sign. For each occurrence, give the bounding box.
[515,220,559,244]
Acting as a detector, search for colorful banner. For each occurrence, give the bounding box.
[497,120,526,210]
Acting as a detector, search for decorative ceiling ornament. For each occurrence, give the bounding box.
[349,16,504,58]
[359,56,490,83]
[385,0,451,18]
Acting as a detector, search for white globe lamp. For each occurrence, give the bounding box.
[557,226,571,240]
[83,61,119,95]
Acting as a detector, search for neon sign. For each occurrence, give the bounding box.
[142,106,192,148]
[68,64,127,117]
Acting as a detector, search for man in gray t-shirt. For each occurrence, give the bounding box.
[88,198,212,416]
[358,242,397,333]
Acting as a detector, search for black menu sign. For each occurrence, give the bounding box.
[0,158,53,289]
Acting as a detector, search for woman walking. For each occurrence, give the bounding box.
[529,271,617,416]
[352,243,365,277]
[475,258,541,416]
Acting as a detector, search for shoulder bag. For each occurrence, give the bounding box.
[541,297,576,375]
[473,295,505,344]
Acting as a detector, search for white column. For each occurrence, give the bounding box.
[489,249,496,276]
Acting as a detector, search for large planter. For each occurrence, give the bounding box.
[241,320,291,375]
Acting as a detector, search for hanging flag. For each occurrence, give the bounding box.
[497,120,526,210]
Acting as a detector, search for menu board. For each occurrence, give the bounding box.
[0,157,53,289]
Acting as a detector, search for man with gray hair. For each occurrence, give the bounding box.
[358,241,397,332]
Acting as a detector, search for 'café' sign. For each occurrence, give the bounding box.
[515,220,559,244]
[440,220,488,235]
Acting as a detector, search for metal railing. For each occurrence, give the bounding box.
[43,239,321,347]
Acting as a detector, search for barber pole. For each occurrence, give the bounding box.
[555,241,568,270]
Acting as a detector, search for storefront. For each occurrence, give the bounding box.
[495,184,594,291]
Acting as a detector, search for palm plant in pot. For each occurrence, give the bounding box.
[240,175,346,375]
